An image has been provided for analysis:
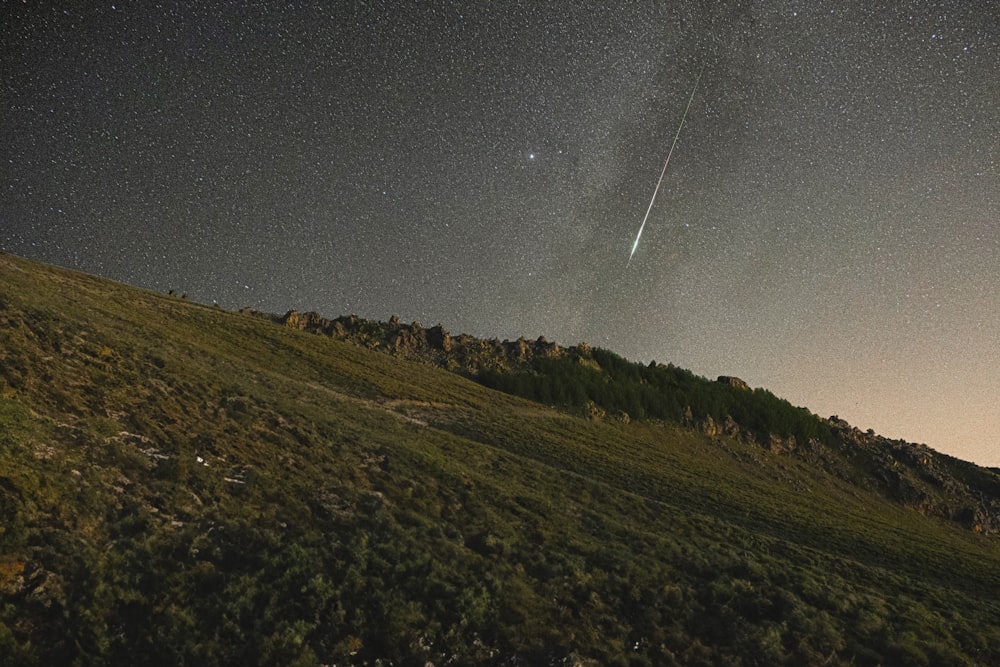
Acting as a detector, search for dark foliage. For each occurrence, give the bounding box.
[478,348,834,446]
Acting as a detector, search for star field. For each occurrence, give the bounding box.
[3,1,999,465]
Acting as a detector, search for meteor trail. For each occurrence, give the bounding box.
[627,67,704,267]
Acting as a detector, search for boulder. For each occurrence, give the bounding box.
[717,376,750,391]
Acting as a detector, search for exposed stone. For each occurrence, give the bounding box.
[611,410,630,425]
[534,336,562,358]
[683,405,694,425]
[768,433,797,454]
[583,400,606,421]
[282,309,330,332]
[427,324,451,352]
[717,375,750,391]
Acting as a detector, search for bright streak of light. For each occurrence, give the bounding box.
[626,67,704,268]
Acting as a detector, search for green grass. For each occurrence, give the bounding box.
[1,251,998,666]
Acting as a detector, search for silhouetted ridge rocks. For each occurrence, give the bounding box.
[276,309,565,374]
[825,417,1000,534]
[717,375,750,391]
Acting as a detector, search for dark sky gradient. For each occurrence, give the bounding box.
[4,1,999,465]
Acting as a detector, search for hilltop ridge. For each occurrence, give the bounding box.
[253,307,1000,535]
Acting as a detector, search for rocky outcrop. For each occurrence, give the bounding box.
[767,433,797,454]
[701,414,742,439]
[280,309,334,335]
[583,400,606,421]
[717,376,750,391]
[273,310,565,375]
[826,416,1000,534]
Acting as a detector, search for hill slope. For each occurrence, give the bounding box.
[269,309,1000,535]
[1,252,998,666]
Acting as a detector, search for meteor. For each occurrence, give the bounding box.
[627,67,704,267]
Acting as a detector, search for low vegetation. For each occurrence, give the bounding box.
[1,252,998,665]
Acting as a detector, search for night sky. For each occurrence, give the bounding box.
[4,2,999,466]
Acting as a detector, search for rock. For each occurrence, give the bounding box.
[509,337,531,363]
[768,433,797,454]
[389,325,424,355]
[701,415,741,438]
[534,336,562,358]
[306,312,331,333]
[683,405,694,425]
[612,410,630,424]
[427,324,451,352]
[717,376,750,391]
[583,400,606,421]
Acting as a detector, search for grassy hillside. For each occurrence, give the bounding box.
[1,252,998,666]
[273,309,1000,535]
